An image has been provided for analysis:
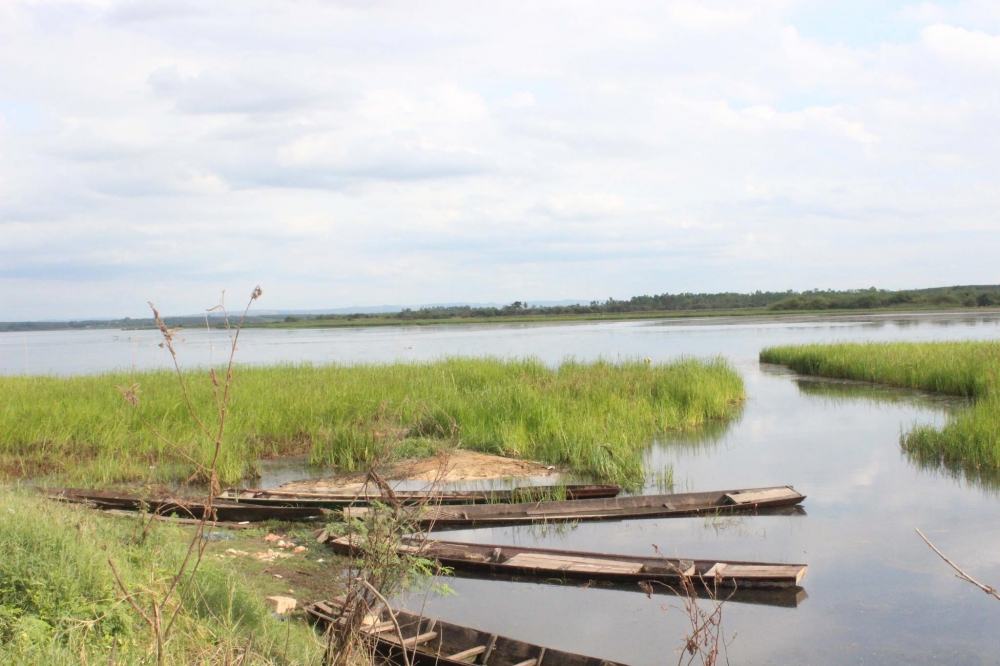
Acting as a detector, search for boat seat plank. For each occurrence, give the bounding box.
[724,487,798,505]
[384,630,438,648]
[711,564,807,582]
[511,659,537,666]
[365,621,396,634]
[447,645,487,661]
[504,552,643,574]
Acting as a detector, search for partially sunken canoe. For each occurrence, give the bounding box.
[324,535,807,590]
[306,598,628,666]
[47,488,327,522]
[342,485,805,528]
[216,484,621,508]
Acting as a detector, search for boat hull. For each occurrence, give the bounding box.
[324,535,808,590]
[342,485,806,529]
[306,598,628,666]
[217,484,621,508]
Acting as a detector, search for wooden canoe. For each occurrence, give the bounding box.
[216,484,621,508]
[306,598,628,666]
[439,569,809,608]
[47,488,327,522]
[324,535,807,590]
[342,485,805,529]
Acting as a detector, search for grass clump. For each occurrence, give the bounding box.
[760,341,1000,476]
[0,357,744,488]
[0,489,321,665]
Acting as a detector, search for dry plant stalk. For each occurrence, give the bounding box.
[916,527,1000,600]
[640,545,732,666]
[108,286,262,665]
[318,450,453,666]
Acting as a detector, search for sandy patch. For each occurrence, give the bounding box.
[276,449,559,493]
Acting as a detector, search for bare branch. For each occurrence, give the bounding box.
[354,578,412,666]
[915,528,1000,600]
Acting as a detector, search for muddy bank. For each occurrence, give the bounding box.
[275,450,561,493]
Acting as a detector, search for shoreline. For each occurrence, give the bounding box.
[6,305,1000,335]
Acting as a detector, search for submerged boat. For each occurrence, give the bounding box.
[342,485,806,529]
[437,568,809,608]
[216,484,621,508]
[48,488,327,522]
[323,535,807,590]
[306,598,628,666]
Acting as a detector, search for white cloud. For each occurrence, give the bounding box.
[1,0,1000,319]
[922,23,1000,67]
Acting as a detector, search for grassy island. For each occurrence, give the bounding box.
[0,357,744,488]
[760,341,1000,475]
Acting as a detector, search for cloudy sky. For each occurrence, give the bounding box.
[2,0,1000,319]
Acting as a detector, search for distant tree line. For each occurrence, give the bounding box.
[764,285,1000,311]
[285,284,1000,324]
[6,285,1000,332]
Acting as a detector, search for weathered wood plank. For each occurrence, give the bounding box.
[447,645,486,661]
[725,487,798,505]
[504,552,643,574]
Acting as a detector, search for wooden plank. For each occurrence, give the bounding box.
[383,630,438,648]
[504,552,642,574]
[725,487,798,505]
[703,563,726,578]
[714,564,806,582]
[511,659,537,666]
[447,645,486,661]
[364,621,396,634]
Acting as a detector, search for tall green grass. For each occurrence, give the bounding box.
[0,357,744,488]
[0,490,321,665]
[760,341,1000,475]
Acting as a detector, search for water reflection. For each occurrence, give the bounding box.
[792,377,966,410]
[786,378,1000,492]
[902,444,1000,493]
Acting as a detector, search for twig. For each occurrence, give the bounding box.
[354,578,412,666]
[915,528,1000,600]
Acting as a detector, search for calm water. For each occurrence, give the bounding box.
[5,314,1000,664]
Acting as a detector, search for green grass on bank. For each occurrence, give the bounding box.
[0,357,744,488]
[760,341,1000,474]
[0,490,322,665]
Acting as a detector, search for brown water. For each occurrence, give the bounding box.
[5,313,1000,663]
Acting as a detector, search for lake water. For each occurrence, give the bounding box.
[5,313,1000,664]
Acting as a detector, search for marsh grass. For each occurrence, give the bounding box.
[0,490,322,665]
[0,357,743,488]
[761,341,1000,477]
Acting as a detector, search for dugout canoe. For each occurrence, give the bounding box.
[47,488,327,522]
[306,598,628,666]
[439,569,809,607]
[323,535,807,590]
[342,485,805,529]
[216,484,621,508]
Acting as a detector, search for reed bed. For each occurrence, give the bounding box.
[0,357,744,487]
[761,341,1000,474]
[0,490,322,665]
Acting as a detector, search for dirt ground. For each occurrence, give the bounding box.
[277,449,560,493]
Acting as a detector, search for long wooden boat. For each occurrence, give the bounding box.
[439,569,809,608]
[216,484,621,508]
[342,485,805,529]
[48,488,327,522]
[323,535,807,590]
[306,598,628,666]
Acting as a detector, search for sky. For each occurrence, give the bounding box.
[2,0,1000,319]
